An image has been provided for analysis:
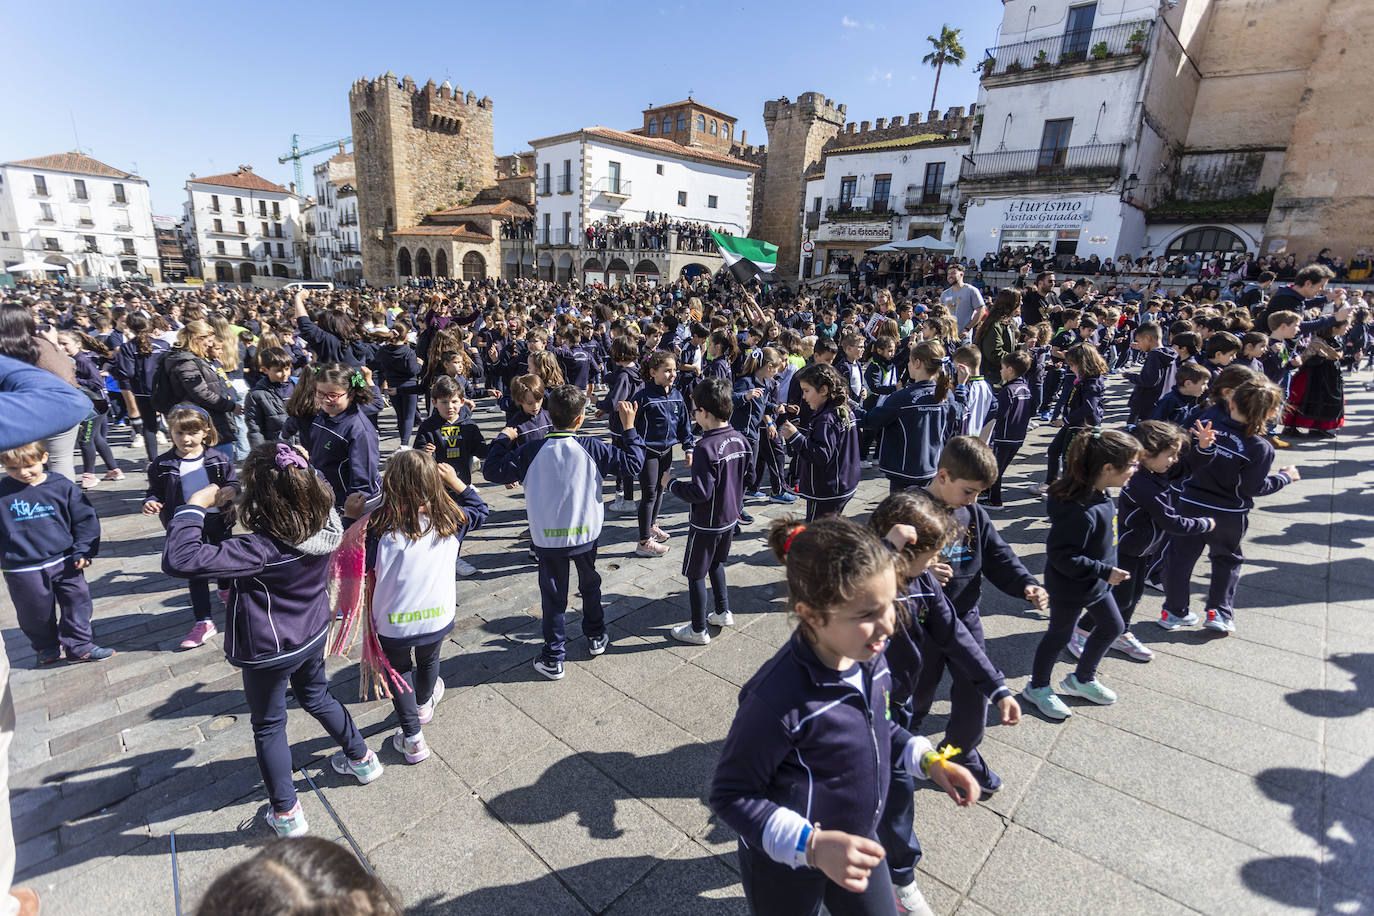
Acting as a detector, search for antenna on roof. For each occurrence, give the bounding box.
[69,109,82,154]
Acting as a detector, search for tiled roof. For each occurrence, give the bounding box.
[430,199,532,220]
[825,134,955,155]
[393,225,494,242]
[645,99,736,121]
[581,127,759,171]
[190,167,291,194]
[6,152,138,179]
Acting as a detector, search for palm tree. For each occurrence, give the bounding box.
[922,24,967,114]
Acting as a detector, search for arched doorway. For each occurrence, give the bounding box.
[215,261,233,282]
[633,259,661,285]
[271,263,288,278]
[606,258,630,286]
[238,263,255,282]
[416,248,433,277]
[120,258,139,275]
[582,257,604,285]
[461,250,486,280]
[1164,226,1248,256]
[537,252,554,281]
[682,262,711,280]
[397,247,412,276]
[435,248,449,278]
[557,253,573,282]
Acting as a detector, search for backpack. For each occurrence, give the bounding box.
[149,352,180,415]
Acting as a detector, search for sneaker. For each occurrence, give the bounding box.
[609,497,634,514]
[1110,630,1154,661]
[1203,609,1235,634]
[707,610,735,627]
[977,765,1004,796]
[588,634,610,656]
[391,729,430,764]
[67,646,114,662]
[769,491,798,504]
[738,510,754,525]
[179,619,218,649]
[264,802,309,838]
[650,525,671,543]
[1022,685,1073,720]
[893,880,936,916]
[103,468,125,481]
[1266,434,1291,450]
[670,623,710,645]
[36,649,62,666]
[454,556,478,577]
[417,677,445,725]
[1157,609,1199,630]
[1058,673,1118,705]
[745,489,767,501]
[635,539,669,558]
[330,749,384,784]
[1035,483,1051,495]
[80,473,100,490]
[1067,628,1088,659]
[533,658,564,680]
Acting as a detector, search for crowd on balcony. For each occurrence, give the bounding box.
[583,215,725,253]
[975,244,1374,283]
[501,218,535,240]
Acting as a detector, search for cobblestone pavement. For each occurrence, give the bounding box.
[5,379,1373,915]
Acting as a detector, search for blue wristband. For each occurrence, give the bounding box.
[796,823,812,857]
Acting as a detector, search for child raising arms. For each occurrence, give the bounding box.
[710,517,979,916]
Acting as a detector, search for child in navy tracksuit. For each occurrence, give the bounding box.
[632,351,694,558]
[598,338,644,510]
[1024,429,1141,721]
[666,378,748,644]
[731,348,786,521]
[294,364,381,512]
[482,385,645,679]
[1043,343,1107,489]
[1124,323,1175,426]
[0,441,110,664]
[412,376,485,485]
[868,490,1019,912]
[986,351,1034,507]
[709,517,980,916]
[916,438,1044,792]
[162,442,383,838]
[1151,362,1210,428]
[860,341,963,494]
[1161,378,1297,634]
[143,409,240,650]
[779,362,860,521]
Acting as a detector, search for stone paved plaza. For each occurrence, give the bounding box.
[5,379,1373,915]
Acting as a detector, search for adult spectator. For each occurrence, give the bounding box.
[0,303,82,481]
[161,319,239,457]
[1258,264,1333,328]
[940,263,985,338]
[1021,271,1058,326]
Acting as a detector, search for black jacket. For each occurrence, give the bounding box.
[162,349,237,442]
[1045,491,1119,605]
[244,377,294,447]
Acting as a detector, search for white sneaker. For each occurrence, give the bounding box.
[861,459,875,469]
[391,729,430,764]
[454,556,478,577]
[417,677,445,725]
[1110,629,1154,661]
[670,623,710,645]
[707,610,735,627]
[609,497,634,514]
[894,879,936,916]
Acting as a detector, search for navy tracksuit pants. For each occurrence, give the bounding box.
[1033,592,1124,688]
[1163,504,1248,623]
[379,634,445,737]
[534,544,605,664]
[803,494,852,522]
[737,838,898,916]
[682,528,732,633]
[910,606,997,787]
[988,441,1022,505]
[877,698,924,889]
[4,559,96,658]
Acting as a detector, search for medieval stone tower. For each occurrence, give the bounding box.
[757,92,845,285]
[348,73,496,284]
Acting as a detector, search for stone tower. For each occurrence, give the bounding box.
[348,73,496,284]
[757,92,845,285]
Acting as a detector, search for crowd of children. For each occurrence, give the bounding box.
[0,260,1359,914]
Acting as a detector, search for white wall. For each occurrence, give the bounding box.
[533,138,583,245]
[0,165,158,278]
[961,191,1147,261]
[186,181,302,280]
[995,0,1157,47]
[583,138,752,234]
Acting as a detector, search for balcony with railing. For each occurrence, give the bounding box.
[904,185,958,215]
[823,196,898,220]
[805,211,821,231]
[963,143,1124,184]
[592,177,632,200]
[981,20,1153,84]
[537,177,553,196]
[538,228,573,246]
[78,218,95,227]
[113,222,133,232]
[557,176,573,194]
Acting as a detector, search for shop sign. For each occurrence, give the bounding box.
[1000,198,1092,228]
[814,221,892,243]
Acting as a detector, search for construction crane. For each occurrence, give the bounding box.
[278,134,351,194]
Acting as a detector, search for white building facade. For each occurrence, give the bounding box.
[960,0,1197,262]
[184,167,302,283]
[309,149,362,282]
[0,152,160,281]
[799,135,969,280]
[529,127,757,285]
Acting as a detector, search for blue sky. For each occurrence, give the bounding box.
[3,1,1001,214]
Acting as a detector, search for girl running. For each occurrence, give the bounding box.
[779,363,860,521]
[631,351,693,557]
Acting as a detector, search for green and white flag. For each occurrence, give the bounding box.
[711,232,777,283]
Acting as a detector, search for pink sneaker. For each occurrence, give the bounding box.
[650,525,671,543]
[80,473,100,490]
[103,468,125,481]
[635,539,669,558]
[179,620,218,649]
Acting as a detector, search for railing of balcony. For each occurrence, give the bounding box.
[538,228,572,246]
[824,196,898,217]
[592,177,632,197]
[904,185,958,211]
[981,19,1153,77]
[557,176,573,193]
[804,211,821,231]
[964,143,1124,181]
[537,178,552,195]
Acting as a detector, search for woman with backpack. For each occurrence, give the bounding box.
[155,320,239,459]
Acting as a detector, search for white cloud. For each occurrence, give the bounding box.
[841,15,860,28]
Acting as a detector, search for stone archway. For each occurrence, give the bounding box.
[238,263,255,282]
[416,248,433,277]
[461,250,486,280]
[397,247,412,277]
[215,261,233,282]
[633,259,660,284]
[582,257,604,285]
[557,253,574,282]
[271,263,288,278]
[435,248,449,278]
[607,257,630,285]
[538,252,554,281]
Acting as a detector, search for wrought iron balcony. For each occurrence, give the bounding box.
[824,196,898,219]
[538,228,574,246]
[805,211,821,231]
[980,19,1153,79]
[592,177,632,199]
[904,185,957,214]
[537,178,553,196]
[963,143,1124,182]
[557,176,573,194]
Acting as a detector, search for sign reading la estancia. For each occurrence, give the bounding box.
[814,221,893,243]
[1001,198,1093,228]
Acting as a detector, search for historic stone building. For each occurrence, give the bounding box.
[348,73,497,284]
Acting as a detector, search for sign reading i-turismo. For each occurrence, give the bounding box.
[1001,198,1094,228]
[814,221,893,243]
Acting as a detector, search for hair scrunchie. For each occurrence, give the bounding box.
[349,370,366,389]
[274,443,308,471]
[783,524,806,557]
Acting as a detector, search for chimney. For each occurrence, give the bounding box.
[290,182,297,195]
[740,129,747,145]
[338,140,346,153]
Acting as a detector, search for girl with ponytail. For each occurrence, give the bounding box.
[860,340,963,493]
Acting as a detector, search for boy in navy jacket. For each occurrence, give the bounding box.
[667,379,749,644]
[482,385,644,679]
[1124,323,1175,426]
[919,438,1047,793]
[986,351,1034,507]
[0,442,111,663]
[1151,362,1209,428]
